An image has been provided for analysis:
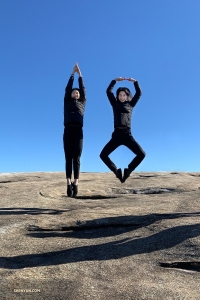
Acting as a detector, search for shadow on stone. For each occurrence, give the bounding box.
[0,222,200,269]
[0,179,26,184]
[61,195,118,200]
[26,212,200,237]
[0,208,70,215]
[159,261,200,272]
[75,195,118,200]
[189,173,200,177]
[109,187,180,195]
[137,174,159,178]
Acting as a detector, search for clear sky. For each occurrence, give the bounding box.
[1,0,200,173]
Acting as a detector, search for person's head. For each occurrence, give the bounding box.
[116,87,132,102]
[71,88,80,100]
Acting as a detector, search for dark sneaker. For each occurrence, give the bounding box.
[122,168,131,183]
[72,182,78,197]
[67,184,73,197]
[115,168,123,183]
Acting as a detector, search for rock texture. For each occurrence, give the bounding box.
[0,171,200,300]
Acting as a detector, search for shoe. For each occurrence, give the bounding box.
[67,184,73,197]
[115,168,123,183]
[72,182,78,197]
[122,168,131,183]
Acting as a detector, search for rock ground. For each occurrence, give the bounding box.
[0,171,200,299]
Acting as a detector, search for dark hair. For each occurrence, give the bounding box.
[71,88,80,93]
[71,88,84,101]
[116,87,132,101]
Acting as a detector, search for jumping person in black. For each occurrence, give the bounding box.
[100,77,145,183]
[63,63,86,197]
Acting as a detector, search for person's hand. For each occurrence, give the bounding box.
[72,63,78,74]
[76,63,82,76]
[126,77,136,82]
[115,77,126,81]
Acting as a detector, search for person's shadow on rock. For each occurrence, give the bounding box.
[26,212,200,239]
[0,213,200,269]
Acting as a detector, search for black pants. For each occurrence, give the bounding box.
[100,128,145,173]
[63,126,83,179]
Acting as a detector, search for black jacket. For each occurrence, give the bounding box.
[106,80,142,130]
[64,75,86,127]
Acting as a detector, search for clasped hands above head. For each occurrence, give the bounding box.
[72,62,82,76]
[115,77,136,82]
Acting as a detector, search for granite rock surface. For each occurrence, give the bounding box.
[0,172,200,299]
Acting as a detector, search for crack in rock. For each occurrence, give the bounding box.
[0,207,70,215]
[76,195,118,200]
[0,181,13,184]
[138,174,159,178]
[110,187,177,195]
[159,261,200,272]
[133,188,177,194]
[39,191,57,199]
[0,179,26,184]
[26,219,145,232]
[39,191,47,197]
[189,173,200,177]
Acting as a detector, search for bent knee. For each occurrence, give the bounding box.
[138,150,146,160]
[100,151,104,160]
[100,150,107,160]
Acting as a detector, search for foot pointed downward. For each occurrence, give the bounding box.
[67,184,73,197]
[115,168,123,183]
[72,182,78,197]
[122,168,131,183]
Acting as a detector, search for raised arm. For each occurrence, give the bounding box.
[106,77,125,106]
[76,64,86,101]
[78,77,86,101]
[126,78,142,107]
[64,64,77,102]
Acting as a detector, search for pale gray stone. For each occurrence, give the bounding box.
[0,172,200,299]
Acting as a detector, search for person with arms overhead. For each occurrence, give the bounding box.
[63,63,86,197]
[100,76,145,183]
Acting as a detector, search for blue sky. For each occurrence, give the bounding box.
[1,0,200,173]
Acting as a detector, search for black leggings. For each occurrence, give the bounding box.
[63,126,83,179]
[100,128,145,173]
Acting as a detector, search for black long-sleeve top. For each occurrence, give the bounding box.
[106,80,142,130]
[64,75,86,127]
